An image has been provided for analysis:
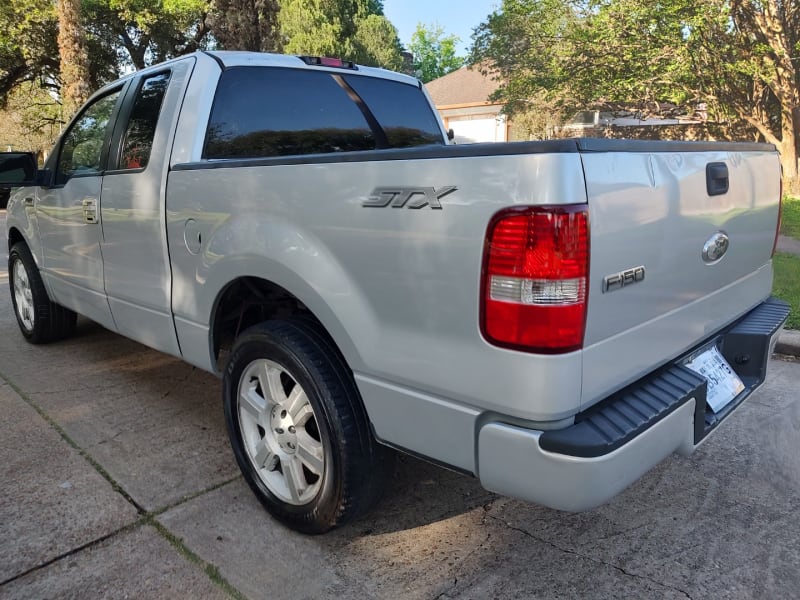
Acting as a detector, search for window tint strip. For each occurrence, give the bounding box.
[331,74,389,149]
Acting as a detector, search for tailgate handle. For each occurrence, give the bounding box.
[706,162,729,196]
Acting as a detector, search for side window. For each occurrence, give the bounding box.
[204,67,375,159]
[119,71,171,170]
[57,90,121,184]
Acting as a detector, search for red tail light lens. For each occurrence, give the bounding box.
[481,205,589,353]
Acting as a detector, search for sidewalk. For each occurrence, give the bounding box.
[777,234,800,256]
[775,235,800,357]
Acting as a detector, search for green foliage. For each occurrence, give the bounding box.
[210,0,281,52]
[1,0,209,109]
[781,196,800,240]
[352,13,404,71]
[773,253,800,330]
[0,81,62,156]
[0,0,59,100]
[408,23,464,83]
[470,0,578,117]
[83,0,211,70]
[470,0,800,189]
[278,0,402,69]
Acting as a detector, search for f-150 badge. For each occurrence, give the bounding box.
[363,186,457,210]
[603,265,646,293]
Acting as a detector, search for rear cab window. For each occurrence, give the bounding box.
[203,67,444,160]
[118,71,172,170]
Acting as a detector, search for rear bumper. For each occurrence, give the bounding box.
[477,296,789,512]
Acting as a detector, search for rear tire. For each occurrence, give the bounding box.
[223,318,390,534]
[9,242,77,343]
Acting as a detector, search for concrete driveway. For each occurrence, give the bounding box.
[2,209,800,599]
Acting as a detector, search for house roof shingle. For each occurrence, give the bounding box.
[424,65,502,107]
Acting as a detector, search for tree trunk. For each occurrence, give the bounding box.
[780,108,800,197]
[57,0,91,119]
[780,140,800,197]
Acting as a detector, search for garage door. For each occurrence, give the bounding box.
[449,117,505,144]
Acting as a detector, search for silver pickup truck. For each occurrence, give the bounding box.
[3,51,789,533]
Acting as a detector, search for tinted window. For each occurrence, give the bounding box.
[343,75,443,148]
[204,68,376,159]
[0,153,36,183]
[204,67,445,160]
[57,90,121,183]
[119,71,171,170]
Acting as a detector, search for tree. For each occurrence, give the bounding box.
[352,12,404,71]
[57,0,92,117]
[409,23,464,83]
[82,0,211,71]
[708,0,800,193]
[278,0,402,69]
[471,0,800,193]
[210,0,281,51]
[1,0,210,110]
[0,81,62,156]
[0,0,60,102]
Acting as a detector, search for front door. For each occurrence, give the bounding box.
[37,87,126,330]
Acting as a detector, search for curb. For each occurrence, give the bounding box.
[775,329,800,358]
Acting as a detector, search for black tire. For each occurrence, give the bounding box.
[223,318,390,534]
[8,242,77,343]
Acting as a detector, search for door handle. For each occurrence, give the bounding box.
[706,162,729,196]
[82,198,98,224]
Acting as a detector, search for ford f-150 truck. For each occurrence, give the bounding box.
[3,51,789,533]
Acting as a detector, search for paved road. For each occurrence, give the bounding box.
[2,208,800,599]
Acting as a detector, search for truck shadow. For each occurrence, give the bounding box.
[65,317,496,534]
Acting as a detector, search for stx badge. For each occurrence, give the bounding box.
[363,186,457,210]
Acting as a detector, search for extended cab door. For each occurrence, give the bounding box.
[98,58,195,356]
[36,86,126,330]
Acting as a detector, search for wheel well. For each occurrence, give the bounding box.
[211,277,318,371]
[8,227,24,252]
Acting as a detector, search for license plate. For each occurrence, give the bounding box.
[683,345,745,413]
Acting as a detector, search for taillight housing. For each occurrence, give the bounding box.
[481,205,589,353]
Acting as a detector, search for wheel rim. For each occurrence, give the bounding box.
[12,257,35,332]
[237,359,325,505]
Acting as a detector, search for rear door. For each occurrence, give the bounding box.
[99,57,195,355]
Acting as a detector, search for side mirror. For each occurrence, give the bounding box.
[0,152,37,187]
[447,128,455,141]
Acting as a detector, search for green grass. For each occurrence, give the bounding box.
[781,196,800,239]
[773,252,800,329]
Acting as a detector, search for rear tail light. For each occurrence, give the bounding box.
[772,179,783,258]
[481,205,589,353]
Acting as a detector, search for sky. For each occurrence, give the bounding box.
[382,0,500,55]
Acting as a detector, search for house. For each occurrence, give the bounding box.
[424,65,509,144]
[425,67,708,143]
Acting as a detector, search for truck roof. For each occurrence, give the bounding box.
[206,51,421,87]
[86,51,422,109]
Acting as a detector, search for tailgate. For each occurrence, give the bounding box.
[579,140,781,409]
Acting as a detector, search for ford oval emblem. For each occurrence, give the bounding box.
[702,231,730,264]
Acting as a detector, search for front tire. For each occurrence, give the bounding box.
[223,318,389,533]
[8,242,77,343]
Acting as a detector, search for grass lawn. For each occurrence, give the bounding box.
[781,195,800,238]
[773,252,800,329]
